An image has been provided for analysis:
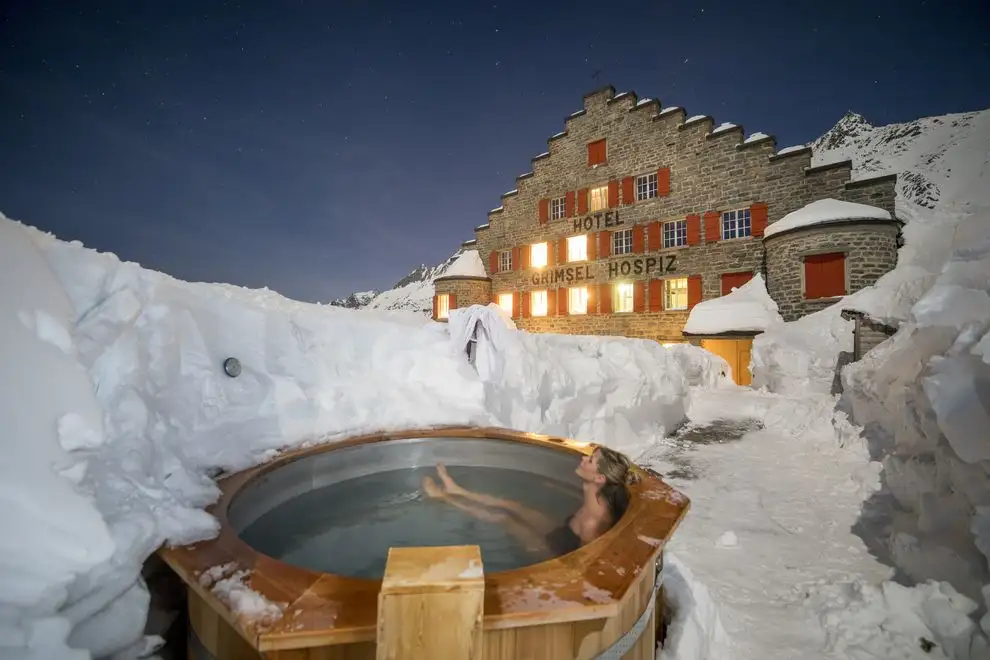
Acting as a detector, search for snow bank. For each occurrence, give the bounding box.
[763,198,891,238]
[658,552,733,660]
[450,305,722,456]
[440,249,487,278]
[842,210,990,629]
[751,304,852,396]
[683,274,781,335]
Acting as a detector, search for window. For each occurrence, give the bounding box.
[436,294,450,320]
[498,250,512,273]
[612,229,633,255]
[804,252,846,299]
[568,287,588,315]
[589,185,608,212]
[566,235,588,262]
[530,242,548,268]
[721,208,752,240]
[613,282,634,313]
[636,173,658,201]
[664,278,689,311]
[721,271,753,296]
[531,290,548,317]
[550,196,566,221]
[663,220,687,248]
[496,293,514,316]
[588,139,607,166]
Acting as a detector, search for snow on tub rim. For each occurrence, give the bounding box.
[158,426,690,659]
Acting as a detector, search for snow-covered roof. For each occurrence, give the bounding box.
[764,198,892,238]
[658,106,681,116]
[776,144,807,155]
[711,122,739,134]
[683,273,782,335]
[440,250,487,278]
[744,132,771,144]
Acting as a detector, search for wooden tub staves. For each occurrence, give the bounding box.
[160,426,690,659]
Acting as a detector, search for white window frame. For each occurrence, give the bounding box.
[663,220,687,248]
[496,293,514,316]
[589,185,609,212]
[566,235,588,262]
[612,228,633,255]
[498,250,512,272]
[550,196,566,221]
[530,242,548,268]
[636,172,658,201]
[531,290,548,317]
[664,277,689,311]
[436,294,450,320]
[613,282,634,313]
[568,286,588,315]
[721,208,752,240]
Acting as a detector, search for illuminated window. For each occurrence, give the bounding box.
[613,282,634,313]
[636,173,658,201]
[436,294,450,320]
[664,278,689,311]
[721,208,752,239]
[498,250,512,272]
[612,229,633,255]
[530,242,548,268]
[568,287,588,315]
[663,220,687,248]
[550,197,566,221]
[497,293,514,316]
[566,235,588,262]
[531,290,548,317]
[589,185,608,212]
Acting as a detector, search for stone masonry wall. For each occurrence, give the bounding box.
[433,277,492,316]
[462,85,898,337]
[765,222,900,321]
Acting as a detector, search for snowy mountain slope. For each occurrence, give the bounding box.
[339,107,989,316]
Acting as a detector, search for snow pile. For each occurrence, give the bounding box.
[439,249,487,278]
[683,273,782,336]
[842,210,990,628]
[763,198,891,238]
[663,344,732,390]
[658,552,733,660]
[0,213,491,659]
[751,304,852,396]
[449,305,721,456]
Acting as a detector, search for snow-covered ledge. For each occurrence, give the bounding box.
[682,274,783,337]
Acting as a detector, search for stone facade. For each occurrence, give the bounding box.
[765,221,900,321]
[436,86,899,340]
[433,276,491,320]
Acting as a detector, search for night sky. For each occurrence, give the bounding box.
[2,1,988,303]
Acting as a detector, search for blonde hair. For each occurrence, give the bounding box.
[593,445,639,523]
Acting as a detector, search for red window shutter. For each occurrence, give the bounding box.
[587,233,597,261]
[512,247,521,271]
[548,289,557,316]
[491,293,499,305]
[547,241,556,267]
[649,279,664,312]
[632,225,645,253]
[558,288,568,315]
[658,167,671,197]
[449,293,457,310]
[687,275,703,309]
[607,180,619,208]
[577,188,589,215]
[686,214,702,246]
[511,292,520,319]
[587,284,598,315]
[750,202,769,237]
[539,199,550,224]
[599,284,612,314]
[721,271,753,296]
[558,236,568,263]
[521,291,530,318]
[519,245,529,270]
[489,250,498,275]
[432,295,439,320]
[703,211,721,243]
[647,222,661,252]
[633,281,646,313]
[622,177,635,205]
[588,139,607,166]
[598,231,611,258]
[565,191,576,217]
[806,253,846,298]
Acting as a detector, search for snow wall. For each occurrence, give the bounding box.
[0,213,721,658]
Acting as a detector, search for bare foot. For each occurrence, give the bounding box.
[421,476,445,499]
[436,463,464,495]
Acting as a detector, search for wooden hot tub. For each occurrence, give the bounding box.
[159,426,690,659]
